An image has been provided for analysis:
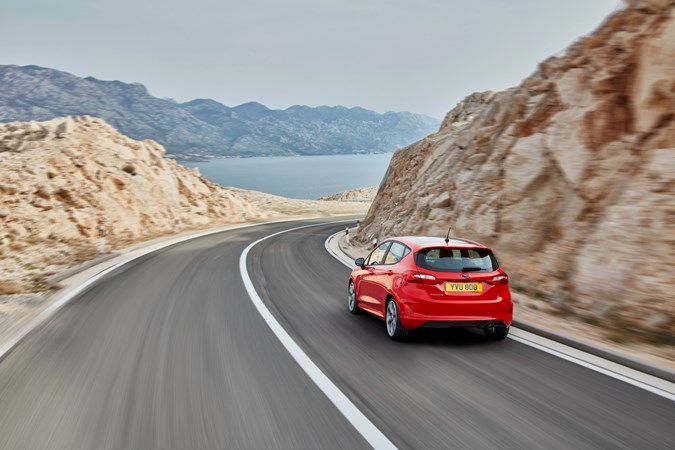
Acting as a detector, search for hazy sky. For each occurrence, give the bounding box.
[2,0,620,118]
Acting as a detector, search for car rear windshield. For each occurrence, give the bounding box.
[415,247,498,272]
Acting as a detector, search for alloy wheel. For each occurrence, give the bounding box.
[386,301,397,336]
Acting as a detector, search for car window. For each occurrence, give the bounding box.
[415,247,498,272]
[384,241,410,265]
[365,242,391,266]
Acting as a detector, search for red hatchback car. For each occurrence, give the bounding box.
[348,236,513,341]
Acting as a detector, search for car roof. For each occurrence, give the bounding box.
[386,236,487,250]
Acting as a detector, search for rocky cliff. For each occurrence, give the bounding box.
[355,0,675,342]
[0,116,368,292]
[0,65,439,158]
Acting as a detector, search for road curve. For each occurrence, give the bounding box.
[247,221,675,449]
[0,219,368,449]
[0,219,672,449]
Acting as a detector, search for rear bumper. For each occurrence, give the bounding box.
[397,284,513,330]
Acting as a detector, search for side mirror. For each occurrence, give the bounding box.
[355,258,366,269]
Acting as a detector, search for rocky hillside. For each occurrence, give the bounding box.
[0,116,369,293]
[355,0,675,342]
[319,187,378,202]
[0,65,439,158]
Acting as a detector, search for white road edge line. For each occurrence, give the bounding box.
[509,334,675,401]
[324,230,675,402]
[240,221,397,450]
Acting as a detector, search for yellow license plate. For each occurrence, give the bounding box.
[445,282,483,292]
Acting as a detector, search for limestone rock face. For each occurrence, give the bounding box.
[355,3,675,340]
[0,116,266,242]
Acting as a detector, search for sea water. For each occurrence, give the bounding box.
[183,153,393,200]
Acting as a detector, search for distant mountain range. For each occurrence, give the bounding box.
[0,65,440,158]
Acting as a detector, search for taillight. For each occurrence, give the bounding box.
[403,271,438,284]
[486,274,509,285]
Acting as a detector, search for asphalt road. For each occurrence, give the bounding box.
[0,219,673,449]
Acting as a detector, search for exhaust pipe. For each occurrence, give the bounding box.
[485,322,496,335]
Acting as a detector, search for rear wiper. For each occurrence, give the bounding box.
[461,267,484,272]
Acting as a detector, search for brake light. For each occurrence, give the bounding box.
[403,271,438,284]
[486,274,509,285]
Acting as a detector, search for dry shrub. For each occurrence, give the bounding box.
[8,241,27,252]
[24,234,44,245]
[34,187,50,200]
[67,242,100,263]
[0,280,24,295]
[40,253,69,266]
[55,188,80,208]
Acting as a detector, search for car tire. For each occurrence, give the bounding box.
[485,325,509,341]
[385,298,409,341]
[348,281,362,315]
